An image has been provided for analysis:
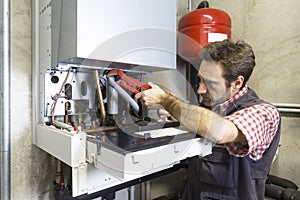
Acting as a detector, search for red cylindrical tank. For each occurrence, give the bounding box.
[178,6,231,63]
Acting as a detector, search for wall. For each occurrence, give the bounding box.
[10,0,56,199]
[5,0,300,200]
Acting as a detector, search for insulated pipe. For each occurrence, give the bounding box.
[107,82,118,115]
[1,0,11,199]
[108,77,140,112]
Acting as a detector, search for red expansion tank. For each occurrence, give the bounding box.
[178,5,231,62]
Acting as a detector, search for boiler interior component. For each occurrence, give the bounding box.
[178,1,231,63]
[43,65,147,129]
[107,81,118,115]
[107,77,140,113]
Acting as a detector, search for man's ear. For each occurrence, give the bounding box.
[233,76,244,90]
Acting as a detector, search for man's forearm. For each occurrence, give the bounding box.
[159,94,241,143]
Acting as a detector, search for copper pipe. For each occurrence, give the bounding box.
[51,67,71,125]
[83,126,119,134]
[64,102,70,123]
[94,70,106,125]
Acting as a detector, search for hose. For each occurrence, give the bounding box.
[108,77,140,112]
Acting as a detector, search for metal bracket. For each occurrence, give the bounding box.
[173,145,179,153]
[97,143,101,156]
[131,155,139,164]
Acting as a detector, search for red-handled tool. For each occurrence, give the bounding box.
[107,69,151,94]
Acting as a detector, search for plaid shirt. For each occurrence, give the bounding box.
[219,86,280,161]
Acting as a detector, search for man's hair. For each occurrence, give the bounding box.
[200,40,256,87]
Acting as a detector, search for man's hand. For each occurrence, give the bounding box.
[157,108,171,117]
[135,82,166,108]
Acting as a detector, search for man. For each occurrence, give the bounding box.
[135,40,281,200]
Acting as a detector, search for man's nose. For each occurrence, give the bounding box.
[197,82,207,94]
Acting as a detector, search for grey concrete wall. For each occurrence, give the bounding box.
[10,0,56,199]
[5,0,300,199]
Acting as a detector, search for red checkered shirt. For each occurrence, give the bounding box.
[220,86,280,161]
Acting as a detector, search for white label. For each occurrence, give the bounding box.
[134,127,189,138]
[208,33,228,42]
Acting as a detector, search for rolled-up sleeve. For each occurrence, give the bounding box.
[225,104,280,161]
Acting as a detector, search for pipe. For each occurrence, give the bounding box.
[108,77,140,112]
[129,186,135,200]
[107,83,118,115]
[51,67,71,125]
[188,0,192,12]
[83,126,119,134]
[53,120,74,132]
[94,70,106,125]
[1,0,11,199]
[140,181,151,200]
